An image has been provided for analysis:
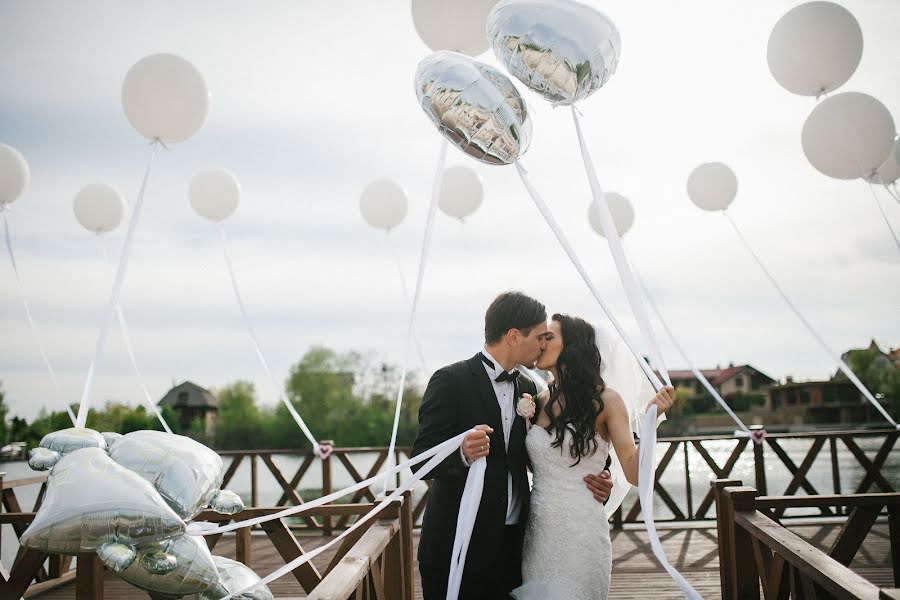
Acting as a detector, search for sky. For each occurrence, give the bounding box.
[0,1,898,422]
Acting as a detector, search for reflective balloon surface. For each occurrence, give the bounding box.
[109,430,230,520]
[488,0,620,105]
[416,51,531,165]
[20,448,184,554]
[112,534,219,596]
[203,556,275,600]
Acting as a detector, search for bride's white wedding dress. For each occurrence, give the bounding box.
[511,425,612,600]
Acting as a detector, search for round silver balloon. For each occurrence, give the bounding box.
[415,51,531,165]
[487,0,621,105]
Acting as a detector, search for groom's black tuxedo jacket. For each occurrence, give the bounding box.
[412,352,537,570]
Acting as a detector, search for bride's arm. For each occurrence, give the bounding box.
[597,390,640,486]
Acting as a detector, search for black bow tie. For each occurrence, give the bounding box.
[495,369,519,383]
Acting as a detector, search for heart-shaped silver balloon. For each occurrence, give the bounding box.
[415,50,531,165]
[487,0,621,105]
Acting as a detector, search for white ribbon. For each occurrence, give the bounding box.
[386,234,429,375]
[724,211,898,428]
[218,225,323,455]
[1,209,76,426]
[219,430,472,599]
[629,254,751,436]
[638,405,704,599]
[76,143,158,428]
[447,457,486,600]
[866,182,900,252]
[571,107,671,387]
[513,161,662,392]
[384,139,448,494]
[99,243,172,433]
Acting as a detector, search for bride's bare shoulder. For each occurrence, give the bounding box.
[600,387,625,409]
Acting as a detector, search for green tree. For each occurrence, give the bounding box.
[0,383,9,443]
[215,381,263,449]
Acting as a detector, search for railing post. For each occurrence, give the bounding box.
[712,479,742,600]
[830,436,842,514]
[250,454,258,508]
[75,553,104,600]
[322,441,333,536]
[752,431,767,496]
[401,490,415,600]
[684,442,693,519]
[724,486,760,600]
[383,499,404,600]
[236,525,252,567]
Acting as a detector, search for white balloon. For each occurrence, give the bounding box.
[767,2,863,96]
[588,192,633,237]
[412,0,498,56]
[687,163,738,212]
[439,166,483,221]
[802,92,895,180]
[0,144,30,205]
[360,180,407,232]
[867,136,900,185]
[121,54,210,143]
[189,169,241,222]
[73,184,125,233]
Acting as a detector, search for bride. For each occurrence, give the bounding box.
[512,313,675,600]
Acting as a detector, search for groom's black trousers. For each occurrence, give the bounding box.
[419,524,524,600]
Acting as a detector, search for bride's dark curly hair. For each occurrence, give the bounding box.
[543,313,605,465]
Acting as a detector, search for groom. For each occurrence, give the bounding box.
[412,291,614,600]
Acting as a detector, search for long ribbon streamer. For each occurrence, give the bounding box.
[222,429,471,599]
[218,225,322,455]
[514,161,663,392]
[447,458,486,600]
[76,143,158,428]
[2,209,76,425]
[629,254,751,435]
[638,405,704,599]
[866,182,900,252]
[572,107,671,387]
[724,211,898,428]
[99,244,172,433]
[386,235,429,375]
[383,139,448,493]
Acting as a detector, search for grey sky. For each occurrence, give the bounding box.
[1,0,898,421]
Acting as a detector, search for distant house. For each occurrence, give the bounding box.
[767,379,873,423]
[158,381,218,436]
[667,363,776,402]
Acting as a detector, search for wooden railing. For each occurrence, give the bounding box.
[0,488,415,599]
[712,479,900,599]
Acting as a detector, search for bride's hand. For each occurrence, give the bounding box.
[646,385,675,415]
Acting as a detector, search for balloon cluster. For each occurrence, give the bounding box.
[20,428,274,599]
[767,2,897,183]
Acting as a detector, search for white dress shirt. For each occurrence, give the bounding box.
[459,348,523,525]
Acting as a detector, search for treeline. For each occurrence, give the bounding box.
[0,345,423,451]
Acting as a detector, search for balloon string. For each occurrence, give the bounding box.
[884,182,900,205]
[628,249,751,435]
[218,224,322,455]
[99,242,172,433]
[76,142,158,428]
[865,182,900,253]
[1,209,76,425]
[571,107,671,387]
[383,139,448,495]
[385,234,428,375]
[723,211,898,428]
[513,160,662,391]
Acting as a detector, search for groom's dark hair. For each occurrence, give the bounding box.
[484,291,546,344]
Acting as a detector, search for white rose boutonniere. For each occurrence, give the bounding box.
[516,393,536,431]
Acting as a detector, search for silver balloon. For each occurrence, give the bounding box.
[203,556,275,600]
[29,427,107,471]
[109,430,242,520]
[20,448,184,554]
[488,0,621,105]
[108,534,220,597]
[416,51,531,165]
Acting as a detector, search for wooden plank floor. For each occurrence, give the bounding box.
[30,522,896,599]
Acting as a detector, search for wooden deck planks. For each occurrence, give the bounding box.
[29,522,895,599]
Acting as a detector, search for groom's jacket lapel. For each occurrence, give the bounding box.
[467,353,506,460]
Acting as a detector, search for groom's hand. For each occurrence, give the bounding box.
[584,470,613,503]
[462,425,493,461]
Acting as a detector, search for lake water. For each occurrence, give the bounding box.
[3,436,897,569]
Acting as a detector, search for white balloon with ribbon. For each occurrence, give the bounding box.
[73,184,125,234]
[439,166,483,221]
[411,0,498,56]
[360,180,408,233]
[588,192,633,237]
[687,162,738,212]
[868,136,900,187]
[0,143,29,206]
[767,1,863,97]
[189,168,240,222]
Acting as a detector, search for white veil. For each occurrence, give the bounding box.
[593,320,660,515]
